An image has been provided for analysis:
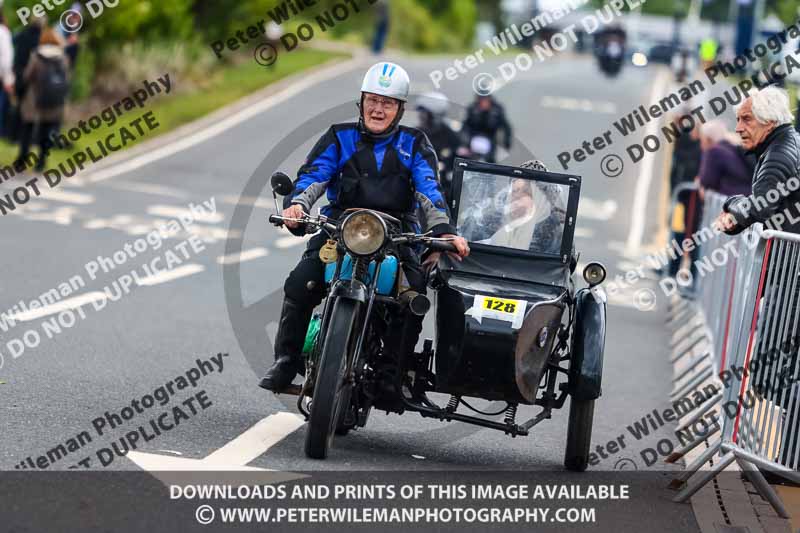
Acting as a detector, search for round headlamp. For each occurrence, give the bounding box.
[583,262,607,287]
[341,211,387,256]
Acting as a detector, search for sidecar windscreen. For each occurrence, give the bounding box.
[450,159,580,263]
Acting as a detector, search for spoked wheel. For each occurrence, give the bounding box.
[304,298,359,459]
[564,398,595,472]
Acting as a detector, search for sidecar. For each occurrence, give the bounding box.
[413,158,608,471]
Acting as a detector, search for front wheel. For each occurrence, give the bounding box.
[305,298,359,459]
[564,398,595,472]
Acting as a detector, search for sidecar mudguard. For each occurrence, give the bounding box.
[570,287,606,401]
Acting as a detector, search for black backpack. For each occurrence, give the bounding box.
[36,54,69,110]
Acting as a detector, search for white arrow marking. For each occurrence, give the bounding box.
[127,412,307,483]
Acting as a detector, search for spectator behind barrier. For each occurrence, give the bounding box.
[696,120,754,199]
[713,86,800,474]
[716,87,800,235]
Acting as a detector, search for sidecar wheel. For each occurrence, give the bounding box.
[564,398,595,472]
[305,298,359,459]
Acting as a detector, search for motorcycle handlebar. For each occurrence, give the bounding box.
[428,241,458,253]
[268,214,283,226]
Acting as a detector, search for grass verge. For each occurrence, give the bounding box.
[0,48,344,170]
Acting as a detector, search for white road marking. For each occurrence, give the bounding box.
[136,264,205,286]
[9,292,107,321]
[126,412,307,482]
[574,227,595,238]
[23,206,78,226]
[578,198,617,221]
[275,234,313,249]
[38,188,94,205]
[147,205,224,224]
[107,180,190,199]
[541,96,617,114]
[204,412,305,465]
[85,58,363,184]
[216,247,269,265]
[221,195,278,210]
[624,69,671,256]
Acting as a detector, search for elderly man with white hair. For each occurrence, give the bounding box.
[715,86,800,235]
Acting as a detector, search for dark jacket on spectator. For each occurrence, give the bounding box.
[724,124,800,234]
[21,44,69,123]
[698,140,752,196]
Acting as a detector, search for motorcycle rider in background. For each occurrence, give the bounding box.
[461,94,512,163]
[259,62,470,392]
[416,91,460,204]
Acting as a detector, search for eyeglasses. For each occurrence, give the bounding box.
[363,95,399,111]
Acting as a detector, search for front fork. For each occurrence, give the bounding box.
[297,256,381,418]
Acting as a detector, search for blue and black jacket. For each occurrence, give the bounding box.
[288,123,456,236]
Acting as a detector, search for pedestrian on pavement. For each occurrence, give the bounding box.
[715,86,800,471]
[0,12,15,139]
[16,27,70,172]
[696,120,753,198]
[10,14,46,143]
[371,0,390,54]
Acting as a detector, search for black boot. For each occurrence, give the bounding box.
[259,298,312,392]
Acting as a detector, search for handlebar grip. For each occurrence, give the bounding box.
[429,241,458,253]
[268,215,283,226]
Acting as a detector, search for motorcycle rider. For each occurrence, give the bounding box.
[416,91,460,203]
[461,94,512,163]
[259,62,470,392]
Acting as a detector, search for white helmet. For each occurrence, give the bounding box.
[416,91,449,116]
[360,62,410,102]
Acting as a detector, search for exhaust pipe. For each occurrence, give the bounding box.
[399,290,431,316]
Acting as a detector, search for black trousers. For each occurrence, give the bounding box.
[276,232,427,360]
[18,120,58,170]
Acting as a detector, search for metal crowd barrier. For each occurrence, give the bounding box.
[664,190,800,517]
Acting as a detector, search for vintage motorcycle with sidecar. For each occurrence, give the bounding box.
[267,158,607,471]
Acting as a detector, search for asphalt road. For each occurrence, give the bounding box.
[0,53,700,531]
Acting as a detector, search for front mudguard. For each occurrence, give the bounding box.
[569,287,607,401]
[330,279,368,303]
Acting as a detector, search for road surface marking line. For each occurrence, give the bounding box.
[204,412,305,466]
[275,234,313,249]
[221,195,275,209]
[216,247,269,265]
[624,68,671,257]
[38,189,94,205]
[147,205,223,224]
[85,59,365,184]
[126,452,273,471]
[9,292,107,321]
[136,264,205,286]
[107,181,190,199]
